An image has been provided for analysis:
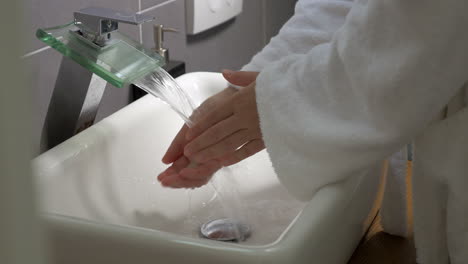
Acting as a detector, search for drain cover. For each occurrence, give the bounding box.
[200,218,251,242]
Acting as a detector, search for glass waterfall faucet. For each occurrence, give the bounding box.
[37,7,165,152]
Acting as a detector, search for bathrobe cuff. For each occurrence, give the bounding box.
[255,58,346,201]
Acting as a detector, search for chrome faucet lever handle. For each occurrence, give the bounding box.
[74,7,154,36]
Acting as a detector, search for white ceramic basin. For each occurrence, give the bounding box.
[33,72,381,264]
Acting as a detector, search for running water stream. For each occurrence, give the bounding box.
[133,68,251,242]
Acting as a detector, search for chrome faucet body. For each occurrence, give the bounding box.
[40,7,154,152]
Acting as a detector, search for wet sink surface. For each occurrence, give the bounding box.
[33,72,381,264]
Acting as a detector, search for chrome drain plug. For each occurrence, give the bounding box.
[200,218,251,242]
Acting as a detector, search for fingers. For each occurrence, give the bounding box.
[188,130,251,163]
[160,70,261,189]
[158,155,190,181]
[162,124,189,164]
[179,159,221,181]
[190,87,237,122]
[185,103,233,141]
[184,116,240,157]
[219,139,265,166]
[190,97,215,123]
[159,159,221,188]
[160,176,210,189]
[222,70,259,87]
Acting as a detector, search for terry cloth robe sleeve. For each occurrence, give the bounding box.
[242,0,354,72]
[255,0,468,201]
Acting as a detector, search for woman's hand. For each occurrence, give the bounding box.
[184,75,265,167]
[158,70,263,188]
[160,85,237,165]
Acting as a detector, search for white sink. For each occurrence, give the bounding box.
[33,72,381,264]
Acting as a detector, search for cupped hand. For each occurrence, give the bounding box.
[158,70,262,188]
[157,155,221,188]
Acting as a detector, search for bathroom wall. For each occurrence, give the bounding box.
[23,0,296,154]
[1,1,47,263]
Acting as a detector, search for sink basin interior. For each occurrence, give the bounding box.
[33,73,306,246]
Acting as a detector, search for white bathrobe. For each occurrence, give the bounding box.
[242,0,468,263]
[243,0,411,236]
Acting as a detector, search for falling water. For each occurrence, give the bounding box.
[133,68,251,242]
[133,68,196,125]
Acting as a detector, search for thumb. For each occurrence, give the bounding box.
[222,70,259,87]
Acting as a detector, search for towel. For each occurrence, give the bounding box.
[243,0,468,263]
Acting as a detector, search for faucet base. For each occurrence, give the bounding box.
[40,57,107,153]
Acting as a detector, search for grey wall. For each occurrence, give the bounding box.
[24,0,296,154]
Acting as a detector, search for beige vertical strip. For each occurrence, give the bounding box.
[0,1,47,264]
